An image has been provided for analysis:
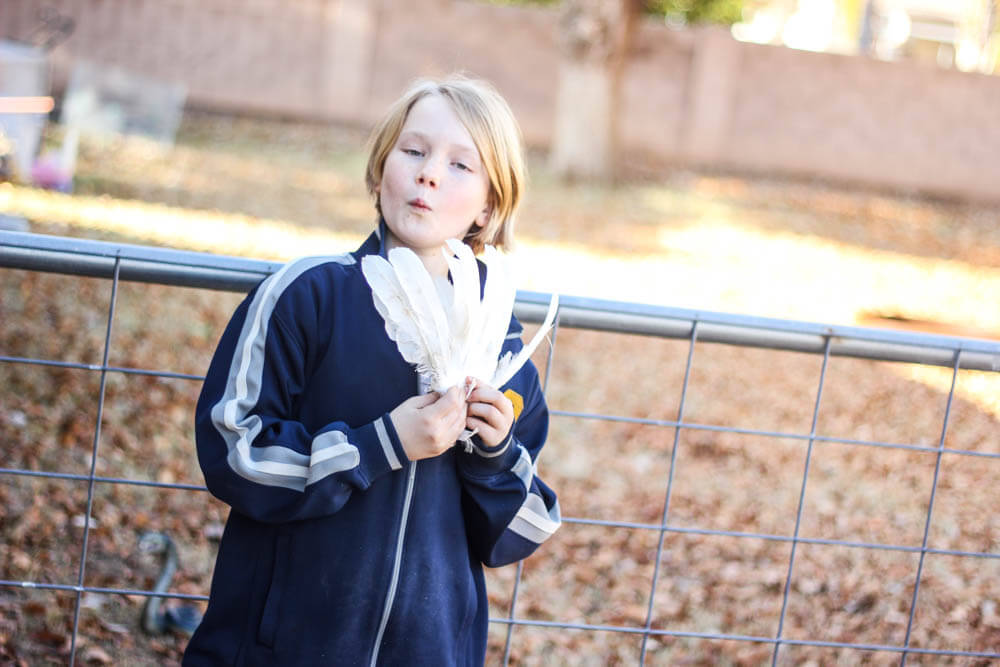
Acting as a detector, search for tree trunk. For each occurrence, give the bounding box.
[549,0,637,181]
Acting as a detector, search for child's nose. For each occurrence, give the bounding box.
[416,160,441,188]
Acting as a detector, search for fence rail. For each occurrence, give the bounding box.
[2,230,1000,665]
[4,231,998,370]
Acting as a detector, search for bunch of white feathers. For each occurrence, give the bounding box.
[361,238,559,398]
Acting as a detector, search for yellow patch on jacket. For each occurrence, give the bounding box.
[504,389,524,421]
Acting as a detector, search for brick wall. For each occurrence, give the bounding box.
[2,0,999,202]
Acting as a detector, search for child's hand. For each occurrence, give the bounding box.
[465,379,514,448]
[390,386,468,461]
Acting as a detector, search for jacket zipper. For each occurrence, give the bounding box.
[370,459,417,666]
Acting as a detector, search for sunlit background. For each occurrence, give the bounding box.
[3,2,1000,664]
[1,0,999,336]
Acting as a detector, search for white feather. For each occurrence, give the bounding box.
[473,245,518,382]
[443,239,481,355]
[388,247,451,352]
[492,292,558,389]
[362,240,559,396]
[360,255,432,369]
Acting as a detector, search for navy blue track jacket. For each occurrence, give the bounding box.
[183,226,560,666]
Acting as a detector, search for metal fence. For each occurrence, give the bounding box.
[2,230,1000,665]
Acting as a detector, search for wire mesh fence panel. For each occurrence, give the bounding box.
[2,231,1000,665]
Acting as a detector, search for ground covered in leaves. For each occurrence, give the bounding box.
[2,113,1000,665]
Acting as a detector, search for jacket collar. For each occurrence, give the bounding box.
[354,217,489,298]
[352,216,390,261]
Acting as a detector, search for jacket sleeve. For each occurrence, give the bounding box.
[456,353,561,568]
[195,266,409,524]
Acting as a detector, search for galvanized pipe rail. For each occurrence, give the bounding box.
[3,230,999,371]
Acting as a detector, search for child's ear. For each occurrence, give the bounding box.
[473,206,490,229]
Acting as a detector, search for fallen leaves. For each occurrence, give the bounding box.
[4,112,1000,664]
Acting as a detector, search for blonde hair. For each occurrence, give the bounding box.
[365,75,526,253]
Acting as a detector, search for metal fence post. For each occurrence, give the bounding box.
[771,336,832,665]
[900,350,962,665]
[68,255,121,667]
[639,320,699,664]
[502,306,562,665]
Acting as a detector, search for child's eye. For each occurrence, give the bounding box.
[453,162,471,172]
[401,148,423,157]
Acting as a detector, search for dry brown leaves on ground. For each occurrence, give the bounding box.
[3,113,1000,664]
[2,269,999,665]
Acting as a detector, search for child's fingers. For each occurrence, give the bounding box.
[466,395,513,448]
[465,413,496,435]
[423,386,463,416]
[424,386,469,442]
[465,417,489,439]
[465,378,500,404]
[467,400,503,429]
[467,383,513,421]
[445,386,468,417]
[465,414,507,449]
[449,405,469,438]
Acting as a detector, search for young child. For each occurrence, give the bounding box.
[183,75,560,666]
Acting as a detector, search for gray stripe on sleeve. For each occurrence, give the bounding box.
[509,495,561,544]
[510,514,555,543]
[509,515,551,543]
[511,446,533,491]
[471,431,512,458]
[506,446,561,544]
[523,492,561,527]
[375,417,402,470]
[209,254,357,490]
[307,443,361,486]
[312,429,349,452]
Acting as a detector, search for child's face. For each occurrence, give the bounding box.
[378,94,490,257]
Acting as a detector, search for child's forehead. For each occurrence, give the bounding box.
[399,94,480,153]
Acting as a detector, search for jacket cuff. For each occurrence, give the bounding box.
[352,413,409,484]
[457,430,519,477]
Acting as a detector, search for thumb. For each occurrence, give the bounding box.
[423,385,463,416]
[409,391,440,410]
